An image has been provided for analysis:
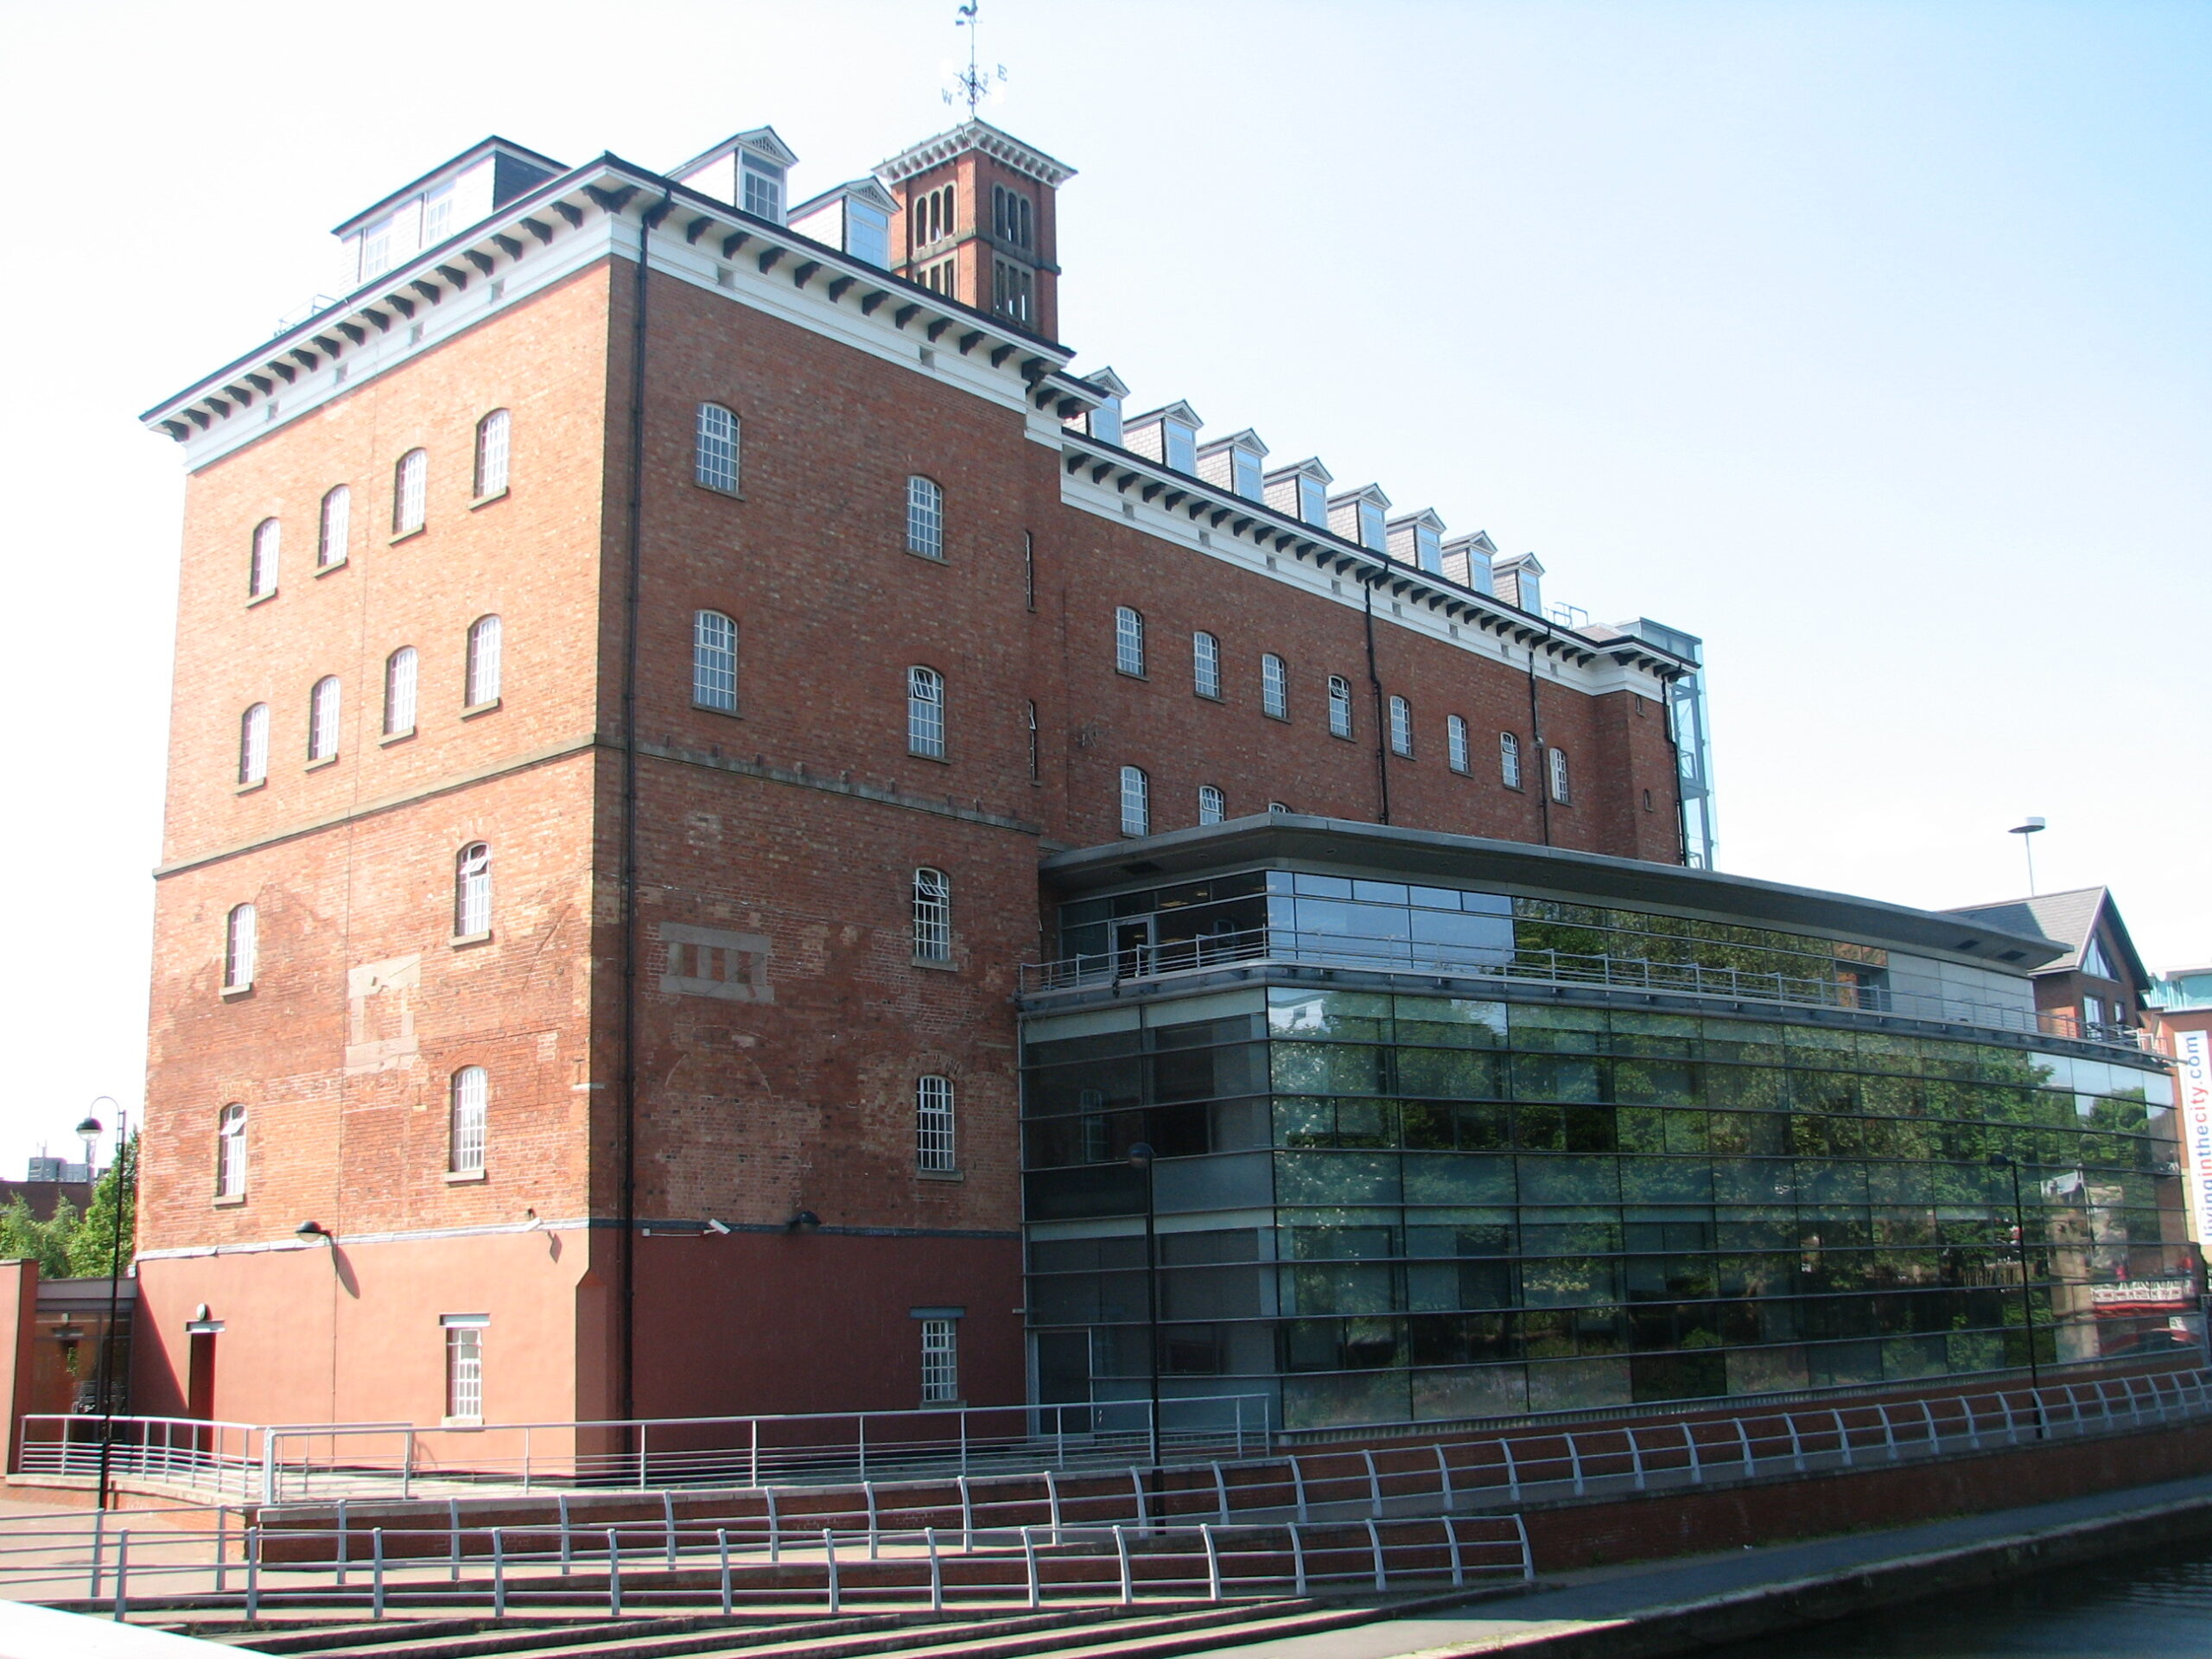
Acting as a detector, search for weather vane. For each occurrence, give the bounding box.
[944,1,1008,115]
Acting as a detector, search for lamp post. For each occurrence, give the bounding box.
[2008,817,2046,897]
[1988,1151,2044,1437]
[1125,1143,1161,1480]
[73,1105,128,1511]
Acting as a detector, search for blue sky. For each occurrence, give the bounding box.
[0,0,2203,1165]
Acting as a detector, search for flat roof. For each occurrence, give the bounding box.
[1039,815,2068,969]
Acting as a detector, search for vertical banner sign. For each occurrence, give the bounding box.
[2180,1030,2212,1252]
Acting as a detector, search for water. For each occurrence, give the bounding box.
[1701,1538,2212,1656]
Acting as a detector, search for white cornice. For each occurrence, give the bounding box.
[874,120,1077,188]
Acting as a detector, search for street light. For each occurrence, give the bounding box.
[1988,1151,2044,1438]
[1125,1143,1162,1486]
[73,1105,128,1511]
[2008,817,2046,896]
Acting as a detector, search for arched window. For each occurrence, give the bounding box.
[1389,695,1413,757]
[474,410,512,498]
[393,448,428,534]
[1548,747,1571,804]
[1261,654,1288,721]
[308,676,341,762]
[695,404,741,493]
[318,486,350,569]
[216,1105,247,1198]
[449,1067,487,1174]
[1120,766,1150,837]
[1192,632,1221,699]
[384,647,418,736]
[906,476,944,559]
[1500,731,1523,790]
[1115,607,1146,677]
[1197,785,1225,826]
[224,904,257,991]
[1446,715,1470,773]
[454,843,492,938]
[693,610,738,711]
[907,665,944,758]
[249,518,280,598]
[1327,675,1353,739]
[912,867,951,962]
[466,615,502,707]
[238,703,270,785]
[916,1075,956,1172]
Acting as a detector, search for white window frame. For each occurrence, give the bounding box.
[393,449,428,535]
[1192,632,1221,700]
[695,404,741,493]
[1197,785,1225,826]
[442,1316,486,1422]
[912,867,951,963]
[1297,474,1328,528]
[466,616,502,708]
[916,1075,956,1172]
[1327,676,1353,739]
[919,1317,959,1403]
[308,676,342,762]
[318,486,350,569]
[1447,715,1470,773]
[249,518,280,598]
[1120,766,1150,836]
[384,647,418,736]
[216,1104,246,1198]
[693,610,738,711]
[238,703,270,785]
[455,843,492,938]
[907,665,945,757]
[1261,654,1288,721]
[1548,746,1571,804]
[1501,731,1523,790]
[906,476,944,560]
[474,410,511,499]
[1115,607,1146,677]
[224,904,257,991]
[449,1066,487,1175]
[1389,695,1413,758]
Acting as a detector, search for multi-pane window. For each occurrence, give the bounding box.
[991,184,1033,248]
[466,616,502,707]
[741,156,784,221]
[443,1318,486,1421]
[308,676,342,762]
[224,904,257,991]
[454,843,492,938]
[1025,700,1039,782]
[991,259,1033,324]
[422,182,454,245]
[695,404,741,493]
[1192,632,1221,699]
[238,704,270,785]
[317,487,350,569]
[449,1066,487,1174]
[1446,714,1470,773]
[919,1318,959,1402]
[1297,474,1328,527]
[906,476,944,560]
[1261,654,1288,721]
[1115,607,1146,677]
[249,518,280,598]
[912,867,951,962]
[693,610,738,711]
[393,449,428,534]
[384,647,418,736]
[1198,785,1225,825]
[1327,676,1353,739]
[907,666,944,758]
[1548,747,1572,804]
[1120,766,1150,836]
[1500,731,1523,790]
[916,1075,956,1172]
[216,1104,246,1198]
[474,410,511,498]
[912,183,956,248]
[1389,695,1413,757]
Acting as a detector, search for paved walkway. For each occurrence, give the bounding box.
[1177,1471,2212,1658]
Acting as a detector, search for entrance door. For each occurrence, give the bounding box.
[1034,1331,1092,1434]
[1113,921,1152,980]
[186,1328,218,1421]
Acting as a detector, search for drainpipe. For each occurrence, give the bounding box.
[1361,574,1391,826]
[1526,645,1551,847]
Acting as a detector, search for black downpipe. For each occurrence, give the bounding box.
[1362,575,1391,825]
[1527,645,1551,847]
[618,191,672,1427]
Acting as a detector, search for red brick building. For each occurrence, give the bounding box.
[130,117,1702,1437]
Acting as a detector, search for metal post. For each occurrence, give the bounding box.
[449,1497,462,1581]
[1045,1471,1061,1544]
[92,1109,130,1514]
[863,1481,878,1560]
[372,1529,385,1620]
[1362,1450,1382,1516]
[1879,1406,1898,1462]
[1114,1524,1132,1605]
[1128,1145,1163,1514]
[749,1417,760,1491]
[823,1531,840,1615]
[959,1475,974,1549]
[402,1429,415,1501]
[1567,1434,1586,1497]
[607,1529,621,1618]
[111,1531,128,1622]
[1627,1428,1646,1491]
[493,1528,506,1619]
[1834,1409,1853,1468]
[1364,1518,1385,1592]
[664,1491,677,1570]
[926,1526,942,1611]
[1290,1458,1309,1523]
[1200,1524,1220,1601]
[90,1509,104,1600]
[639,1422,650,1489]
[1212,1461,1230,1525]
[1446,1517,1465,1589]
[1513,1512,1535,1581]
[1433,1445,1453,1510]
[1502,1438,1521,1502]
[1020,1524,1039,1608]
[857,1414,867,1484]
[336,1499,348,1586]
[1289,1524,1306,1597]
[719,1529,732,1618]
[1684,1422,1702,1484]
[767,1486,780,1563]
[216,1508,228,1596]
[1734,1417,1752,1477]
[559,1494,572,1575]
[246,1527,261,1620]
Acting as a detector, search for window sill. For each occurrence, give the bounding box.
[1262,712,1290,723]
[906,549,947,564]
[212,1194,247,1209]
[461,698,502,720]
[691,701,743,718]
[1115,670,1148,682]
[314,558,347,578]
[235,779,266,796]
[1329,730,1355,742]
[389,526,426,546]
[916,1168,965,1183]
[380,728,416,747]
[451,931,493,950]
[907,749,950,764]
[445,1168,487,1184]
[1196,691,1224,703]
[305,755,339,772]
[468,488,510,512]
[219,983,254,1001]
[911,955,959,972]
[442,1415,484,1428]
[695,480,745,501]
[246,588,279,608]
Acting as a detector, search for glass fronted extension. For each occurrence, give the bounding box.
[1021,840,2189,1433]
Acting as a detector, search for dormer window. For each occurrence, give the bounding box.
[1444,532,1497,596]
[1330,486,1392,554]
[1077,368,1128,445]
[848,200,890,267]
[1125,404,1203,474]
[360,216,394,282]
[1359,501,1387,553]
[1165,421,1196,474]
[1388,511,1447,575]
[1264,459,1333,528]
[422,182,454,246]
[1198,430,1269,503]
[741,154,785,222]
[1298,475,1327,526]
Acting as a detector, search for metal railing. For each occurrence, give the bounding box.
[18,1395,1269,1506]
[1019,928,2172,1058]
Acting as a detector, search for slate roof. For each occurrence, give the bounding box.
[1946,887,2149,986]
